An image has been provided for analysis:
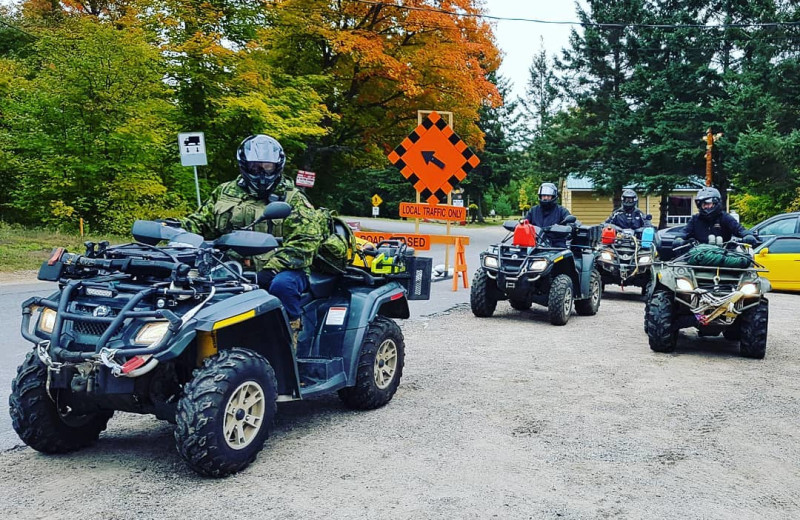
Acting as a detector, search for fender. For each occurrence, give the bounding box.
[157,289,300,397]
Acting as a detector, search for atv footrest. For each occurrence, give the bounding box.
[297,357,345,386]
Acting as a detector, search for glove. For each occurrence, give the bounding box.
[256,269,278,289]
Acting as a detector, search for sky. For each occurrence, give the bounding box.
[483,0,584,102]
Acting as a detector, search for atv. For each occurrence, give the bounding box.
[596,222,658,297]
[11,202,431,477]
[644,238,770,358]
[470,216,603,325]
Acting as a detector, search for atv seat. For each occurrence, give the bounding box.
[308,272,340,299]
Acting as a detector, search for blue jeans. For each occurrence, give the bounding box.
[268,269,309,320]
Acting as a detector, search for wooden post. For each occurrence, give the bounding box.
[79,218,84,238]
[705,128,713,187]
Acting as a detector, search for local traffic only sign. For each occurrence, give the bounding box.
[388,111,480,205]
[354,232,431,251]
[399,202,466,221]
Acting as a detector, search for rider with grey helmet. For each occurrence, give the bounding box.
[678,186,752,246]
[525,182,573,247]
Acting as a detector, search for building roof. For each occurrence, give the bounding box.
[565,175,707,193]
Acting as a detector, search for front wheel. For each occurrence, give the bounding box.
[470,268,498,317]
[547,274,573,325]
[339,316,405,410]
[646,291,677,352]
[9,351,112,453]
[175,348,278,477]
[739,299,768,359]
[575,269,602,316]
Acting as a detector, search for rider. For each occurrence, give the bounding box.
[525,182,573,247]
[179,134,324,346]
[678,186,753,246]
[605,189,651,230]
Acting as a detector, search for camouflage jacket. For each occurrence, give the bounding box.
[180,177,324,273]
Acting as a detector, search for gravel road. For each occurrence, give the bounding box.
[2,289,799,519]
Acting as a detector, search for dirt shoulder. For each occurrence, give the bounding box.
[1,291,799,519]
[0,270,39,285]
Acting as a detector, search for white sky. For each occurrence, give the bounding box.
[483,0,584,102]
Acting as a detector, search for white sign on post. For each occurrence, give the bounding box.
[179,132,208,167]
[372,206,380,217]
[296,170,316,188]
[452,199,464,207]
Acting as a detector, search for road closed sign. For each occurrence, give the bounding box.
[179,132,207,167]
[355,232,431,251]
[399,202,466,222]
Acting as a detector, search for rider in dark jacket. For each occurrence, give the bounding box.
[525,183,572,247]
[605,189,651,230]
[680,187,748,244]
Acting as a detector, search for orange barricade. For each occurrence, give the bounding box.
[452,237,469,291]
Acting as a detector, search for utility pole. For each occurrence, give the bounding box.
[704,128,722,187]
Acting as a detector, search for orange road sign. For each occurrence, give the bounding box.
[354,232,431,251]
[398,202,466,222]
[388,111,480,205]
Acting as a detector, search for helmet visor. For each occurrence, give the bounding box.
[539,185,557,197]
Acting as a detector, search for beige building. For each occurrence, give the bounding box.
[560,176,730,227]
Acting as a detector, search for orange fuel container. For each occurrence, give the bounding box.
[513,221,537,247]
[601,226,617,245]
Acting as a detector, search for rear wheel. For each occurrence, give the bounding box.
[9,351,112,453]
[470,268,498,317]
[646,291,677,353]
[575,269,602,316]
[739,299,768,359]
[339,317,405,410]
[175,348,277,477]
[547,274,573,326]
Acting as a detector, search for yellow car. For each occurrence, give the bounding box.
[755,234,800,292]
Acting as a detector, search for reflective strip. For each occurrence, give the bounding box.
[553,256,563,263]
[213,310,256,330]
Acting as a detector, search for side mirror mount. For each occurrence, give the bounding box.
[758,247,769,257]
[244,201,292,230]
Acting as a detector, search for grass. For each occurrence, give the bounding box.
[0,222,127,272]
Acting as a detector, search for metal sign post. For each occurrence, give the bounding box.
[178,132,208,208]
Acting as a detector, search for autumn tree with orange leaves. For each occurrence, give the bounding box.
[263,0,502,207]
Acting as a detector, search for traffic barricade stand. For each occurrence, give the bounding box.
[452,237,469,291]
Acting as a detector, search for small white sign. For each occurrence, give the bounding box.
[296,170,316,188]
[325,307,348,326]
[179,132,207,167]
[452,199,464,207]
[372,206,380,217]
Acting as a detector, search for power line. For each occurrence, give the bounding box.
[344,0,800,30]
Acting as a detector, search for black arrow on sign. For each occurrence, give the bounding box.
[421,151,446,169]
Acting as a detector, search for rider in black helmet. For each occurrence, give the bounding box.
[679,186,751,245]
[525,182,572,247]
[605,189,651,230]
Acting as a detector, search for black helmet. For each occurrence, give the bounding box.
[695,186,722,219]
[237,134,286,199]
[622,189,638,211]
[538,182,558,210]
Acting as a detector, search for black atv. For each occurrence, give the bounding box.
[470,216,603,325]
[645,238,770,358]
[11,203,431,477]
[596,222,658,297]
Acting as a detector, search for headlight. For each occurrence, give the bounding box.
[38,308,57,334]
[676,278,694,292]
[528,259,548,272]
[134,321,170,346]
[483,255,499,268]
[638,255,652,265]
[600,251,615,262]
[739,283,759,296]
